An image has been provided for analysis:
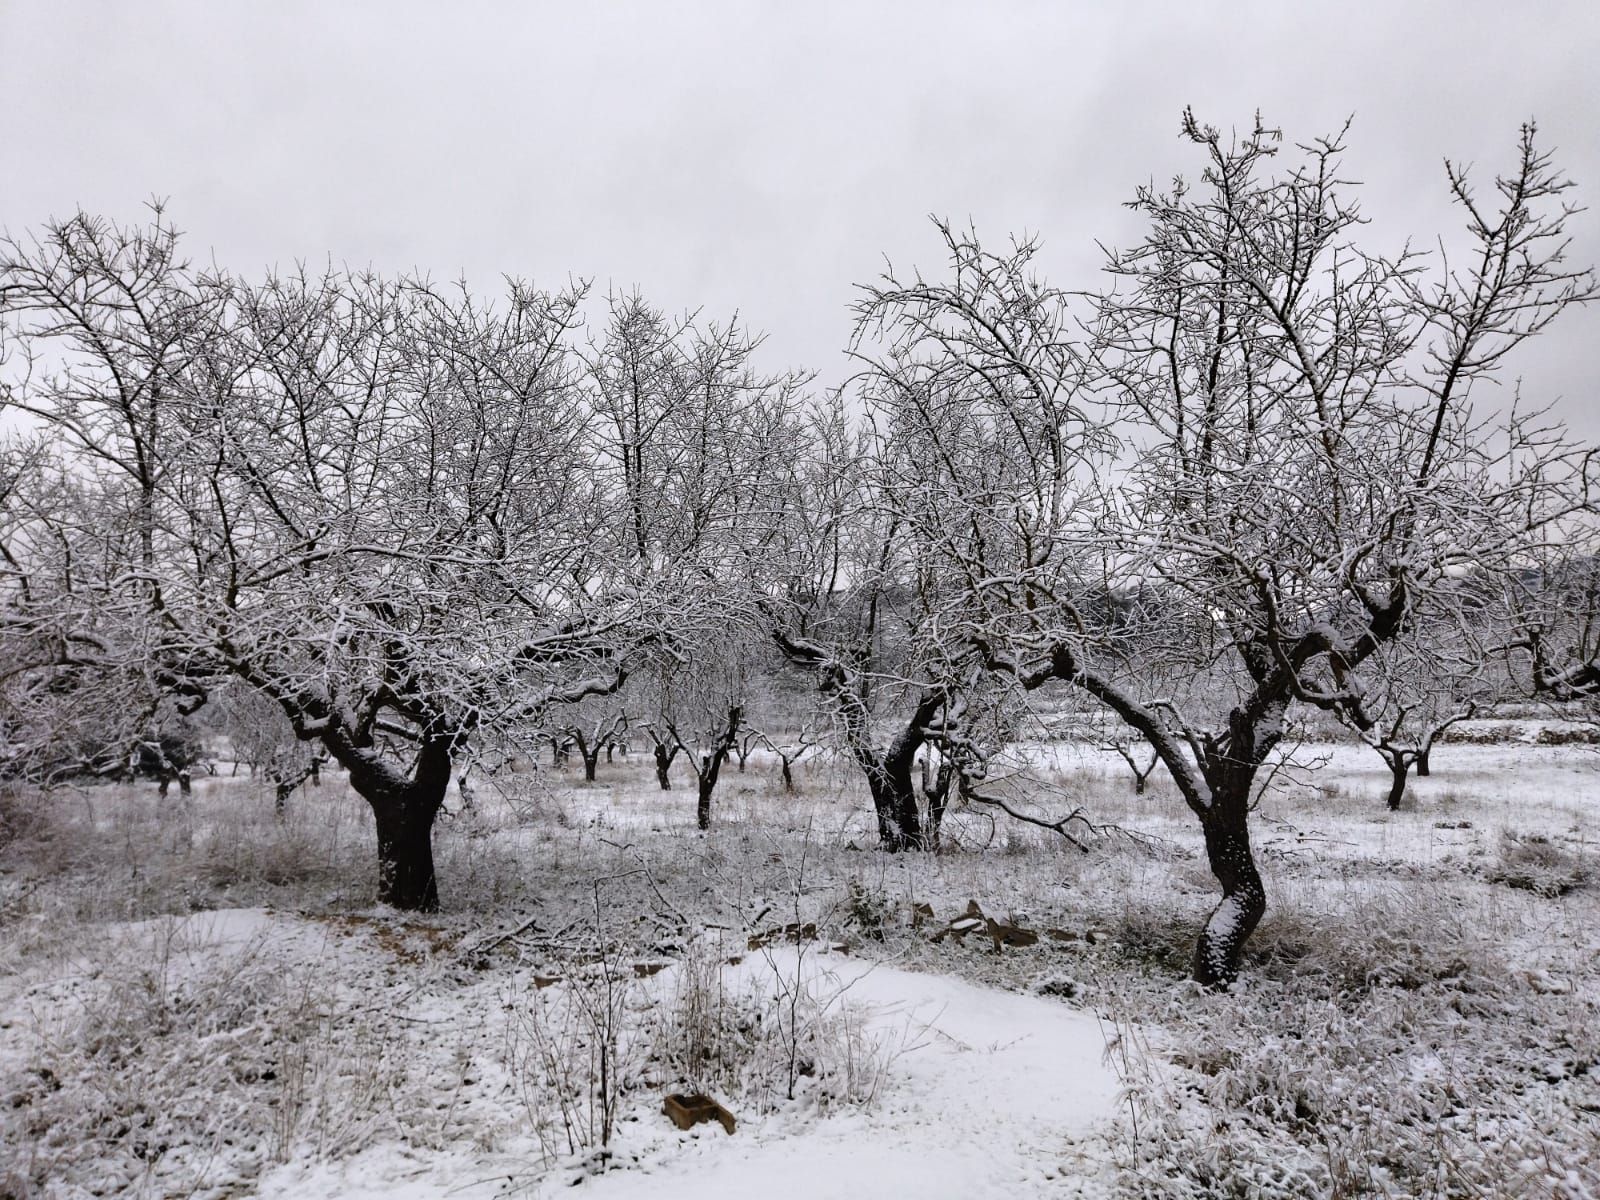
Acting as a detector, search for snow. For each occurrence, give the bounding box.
[578,949,1119,1200]
[249,945,1120,1200]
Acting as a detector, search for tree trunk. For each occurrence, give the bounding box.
[1385,752,1410,811]
[1133,773,1147,796]
[697,755,715,831]
[1192,802,1267,987]
[653,743,675,790]
[780,757,794,792]
[920,753,957,849]
[581,747,600,782]
[330,734,452,913]
[1416,747,1431,777]
[864,757,922,852]
[372,799,441,912]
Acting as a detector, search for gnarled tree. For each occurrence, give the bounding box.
[853,116,1595,983]
[1,214,662,909]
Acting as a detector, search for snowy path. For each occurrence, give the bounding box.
[577,950,1120,1199]
[248,935,1121,1199]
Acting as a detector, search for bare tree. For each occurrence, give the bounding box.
[1108,739,1162,796]
[669,702,744,831]
[761,391,967,850]
[1,214,666,909]
[764,724,818,793]
[853,115,1595,983]
[561,702,629,783]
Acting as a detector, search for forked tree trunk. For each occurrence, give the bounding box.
[372,799,442,911]
[653,743,677,790]
[1416,747,1431,777]
[330,734,452,913]
[687,707,742,831]
[580,744,601,782]
[862,755,923,852]
[1192,798,1268,987]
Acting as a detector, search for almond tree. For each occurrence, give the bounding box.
[559,699,629,782]
[764,393,957,850]
[854,116,1594,983]
[1,214,660,909]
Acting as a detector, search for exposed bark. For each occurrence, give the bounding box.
[271,751,327,816]
[1192,801,1268,987]
[770,736,814,794]
[1385,751,1411,811]
[647,733,680,790]
[566,713,626,783]
[920,751,958,847]
[859,753,923,851]
[696,757,715,830]
[372,800,442,912]
[834,681,942,851]
[734,729,761,773]
[676,705,742,831]
[769,627,943,851]
[1112,742,1160,795]
[986,638,1283,984]
[324,733,454,912]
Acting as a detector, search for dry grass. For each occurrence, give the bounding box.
[1,742,1596,1197]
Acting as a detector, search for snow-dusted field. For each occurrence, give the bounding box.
[2,737,1596,1198]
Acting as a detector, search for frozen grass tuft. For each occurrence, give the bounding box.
[1490,830,1592,897]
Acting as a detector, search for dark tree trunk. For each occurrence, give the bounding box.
[329,734,452,913]
[1133,759,1157,795]
[863,757,922,851]
[696,755,716,831]
[920,753,956,848]
[1192,799,1267,987]
[372,800,441,911]
[1416,747,1431,777]
[653,743,677,790]
[1384,750,1410,811]
[687,708,741,831]
[582,750,599,781]
[780,757,795,792]
[275,779,295,816]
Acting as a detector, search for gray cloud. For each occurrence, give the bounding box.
[3,0,1596,431]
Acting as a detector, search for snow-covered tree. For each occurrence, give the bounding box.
[854,115,1595,982]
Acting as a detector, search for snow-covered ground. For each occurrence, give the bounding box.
[252,944,1119,1200]
[2,737,1596,1197]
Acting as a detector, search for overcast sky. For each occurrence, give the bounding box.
[4,0,1598,434]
